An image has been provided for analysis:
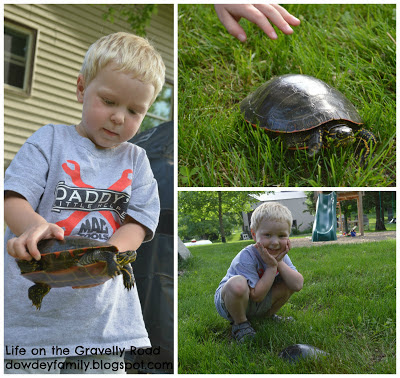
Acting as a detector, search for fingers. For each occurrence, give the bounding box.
[255,241,267,257]
[276,239,291,261]
[253,4,299,37]
[215,4,300,41]
[7,223,64,261]
[269,4,301,27]
[7,237,34,261]
[254,241,264,254]
[255,242,279,266]
[214,4,248,42]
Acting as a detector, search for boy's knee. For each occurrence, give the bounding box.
[223,275,249,298]
[272,280,295,302]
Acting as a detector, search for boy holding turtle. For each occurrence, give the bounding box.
[4,32,165,373]
[214,202,304,343]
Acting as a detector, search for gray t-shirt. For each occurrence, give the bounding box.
[4,124,160,359]
[215,243,297,292]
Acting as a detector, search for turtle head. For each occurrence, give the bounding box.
[327,125,355,146]
[118,250,137,265]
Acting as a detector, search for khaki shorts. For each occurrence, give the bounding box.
[216,275,283,322]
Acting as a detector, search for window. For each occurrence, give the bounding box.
[4,20,37,94]
[140,82,173,132]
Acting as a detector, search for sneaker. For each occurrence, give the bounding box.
[231,321,256,343]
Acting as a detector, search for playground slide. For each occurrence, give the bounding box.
[312,192,337,242]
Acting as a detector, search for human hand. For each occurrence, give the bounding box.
[7,223,64,261]
[214,4,301,42]
[255,240,291,266]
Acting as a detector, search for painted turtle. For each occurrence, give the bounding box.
[279,344,329,363]
[240,74,376,158]
[16,236,137,310]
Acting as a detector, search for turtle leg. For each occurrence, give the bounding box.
[120,264,135,290]
[77,250,121,278]
[307,129,323,156]
[17,259,41,273]
[355,128,377,161]
[28,283,51,310]
[115,251,136,289]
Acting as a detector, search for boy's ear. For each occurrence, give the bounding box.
[250,229,256,241]
[76,74,85,103]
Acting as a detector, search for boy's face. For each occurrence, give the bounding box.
[76,64,154,148]
[251,219,290,257]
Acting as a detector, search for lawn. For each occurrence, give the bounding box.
[178,4,396,187]
[178,239,396,373]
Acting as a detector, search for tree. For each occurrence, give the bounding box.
[363,191,396,231]
[102,5,158,36]
[304,191,317,215]
[178,191,264,242]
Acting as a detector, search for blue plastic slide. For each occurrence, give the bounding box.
[312,192,337,242]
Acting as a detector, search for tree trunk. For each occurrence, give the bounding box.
[218,191,226,243]
[343,214,349,233]
[375,192,386,231]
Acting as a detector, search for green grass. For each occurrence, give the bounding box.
[178,239,396,373]
[178,4,396,187]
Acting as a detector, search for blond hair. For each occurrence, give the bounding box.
[250,202,293,233]
[80,32,165,104]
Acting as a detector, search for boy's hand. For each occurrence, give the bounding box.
[214,4,301,42]
[7,223,64,261]
[255,240,291,267]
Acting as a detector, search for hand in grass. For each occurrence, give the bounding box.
[214,4,301,42]
[255,240,291,267]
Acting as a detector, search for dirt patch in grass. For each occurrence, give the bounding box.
[292,231,396,248]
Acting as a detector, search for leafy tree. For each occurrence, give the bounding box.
[304,191,317,215]
[178,191,264,242]
[363,191,396,231]
[307,191,396,232]
[102,4,158,36]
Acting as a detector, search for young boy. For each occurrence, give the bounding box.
[214,202,303,343]
[4,32,165,373]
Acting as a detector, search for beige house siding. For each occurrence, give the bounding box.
[4,4,174,167]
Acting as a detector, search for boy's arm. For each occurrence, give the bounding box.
[249,242,280,302]
[249,265,277,302]
[107,215,147,252]
[4,192,64,261]
[277,260,304,292]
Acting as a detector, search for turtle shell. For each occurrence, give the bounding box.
[279,344,328,363]
[240,74,363,134]
[17,236,118,288]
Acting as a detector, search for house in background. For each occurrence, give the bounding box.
[4,4,173,168]
[242,191,315,236]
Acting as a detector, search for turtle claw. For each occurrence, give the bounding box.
[121,264,135,290]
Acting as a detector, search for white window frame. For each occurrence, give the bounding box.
[4,20,37,95]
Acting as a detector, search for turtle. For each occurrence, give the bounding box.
[279,344,329,363]
[16,236,137,310]
[240,74,376,159]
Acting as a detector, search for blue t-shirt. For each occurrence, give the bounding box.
[216,244,298,292]
[4,124,160,359]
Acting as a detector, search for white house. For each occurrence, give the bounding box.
[242,191,315,234]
